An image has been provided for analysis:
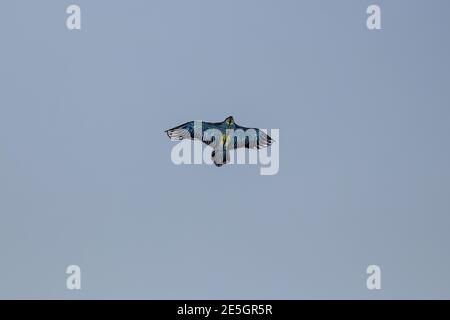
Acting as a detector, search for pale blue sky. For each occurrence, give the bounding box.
[0,0,449,298]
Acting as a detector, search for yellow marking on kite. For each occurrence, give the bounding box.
[221,134,230,145]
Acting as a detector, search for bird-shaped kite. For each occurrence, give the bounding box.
[165,116,273,167]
